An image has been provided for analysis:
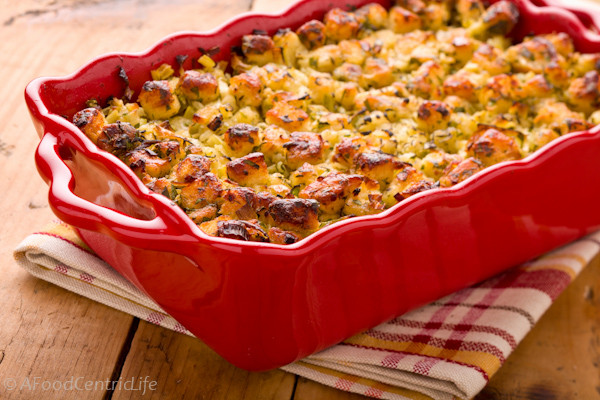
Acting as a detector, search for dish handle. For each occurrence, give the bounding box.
[542,0,600,32]
[511,0,600,51]
[35,131,202,255]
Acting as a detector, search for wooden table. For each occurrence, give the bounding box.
[1,1,599,398]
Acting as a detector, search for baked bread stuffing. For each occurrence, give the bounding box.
[73,0,600,244]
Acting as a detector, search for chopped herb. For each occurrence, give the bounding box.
[243,159,260,169]
[117,66,129,86]
[176,54,189,66]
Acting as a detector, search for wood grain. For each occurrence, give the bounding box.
[0,277,133,400]
[0,0,599,399]
[111,321,296,399]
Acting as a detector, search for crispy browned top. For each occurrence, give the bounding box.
[73,0,598,244]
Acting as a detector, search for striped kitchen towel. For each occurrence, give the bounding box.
[13,221,600,400]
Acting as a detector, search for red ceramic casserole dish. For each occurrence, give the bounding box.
[26,0,600,371]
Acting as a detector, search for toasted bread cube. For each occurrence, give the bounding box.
[316,112,351,131]
[150,140,185,164]
[467,127,522,166]
[411,60,445,99]
[395,180,437,200]
[126,148,172,178]
[416,101,451,132]
[138,80,181,120]
[544,61,569,88]
[308,72,337,107]
[199,215,231,236]
[219,187,259,220]
[470,44,510,75]
[396,0,426,14]
[224,123,260,156]
[572,53,600,76]
[126,140,183,178]
[226,152,269,186]
[273,29,303,67]
[333,62,362,82]
[443,71,477,101]
[357,95,412,122]
[388,6,422,34]
[478,74,521,112]
[304,44,343,72]
[480,1,519,35]
[533,99,585,127]
[145,177,176,199]
[216,219,269,242]
[187,204,218,224]
[383,164,435,206]
[342,178,385,216]
[420,150,462,180]
[266,101,310,132]
[354,151,404,184]
[567,71,600,114]
[525,129,560,151]
[242,34,281,66]
[96,121,139,156]
[299,172,363,214]
[455,0,484,27]
[506,37,562,74]
[542,32,574,57]
[176,71,219,103]
[421,3,451,30]
[521,75,552,99]
[439,157,483,187]
[355,3,388,29]
[324,8,359,41]
[296,20,326,50]
[171,154,212,183]
[229,72,263,108]
[335,82,360,109]
[289,162,319,188]
[284,131,326,169]
[265,198,320,232]
[179,172,223,209]
[449,36,476,64]
[359,58,394,89]
[268,227,301,244]
[73,107,107,143]
[332,136,366,167]
[338,40,367,65]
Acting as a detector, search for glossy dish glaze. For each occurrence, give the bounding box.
[27,0,600,370]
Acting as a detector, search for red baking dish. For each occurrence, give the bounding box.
[26,0,600,370]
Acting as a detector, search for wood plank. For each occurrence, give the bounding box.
[111,321,296,400]
[251,0,297,13]
[0,277,133,400]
